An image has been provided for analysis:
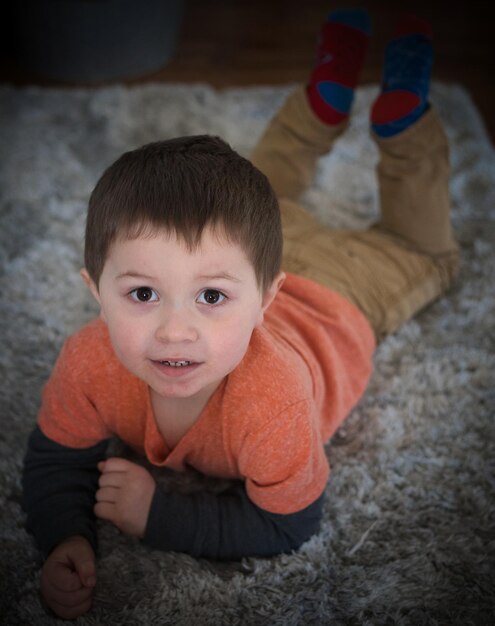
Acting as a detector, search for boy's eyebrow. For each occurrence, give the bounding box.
[196,272,242,283]
[116,271,156,280]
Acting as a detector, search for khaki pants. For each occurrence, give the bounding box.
[250,88,459,341]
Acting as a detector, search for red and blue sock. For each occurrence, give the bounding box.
[371,15,433,137]
[307,9,371,125]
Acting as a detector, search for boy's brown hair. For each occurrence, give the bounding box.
[84,135,282,292]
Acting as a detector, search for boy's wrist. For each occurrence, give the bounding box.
[44,530,97,560]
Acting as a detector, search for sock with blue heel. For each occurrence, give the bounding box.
[307,9,371,125]
[371,15,433,138]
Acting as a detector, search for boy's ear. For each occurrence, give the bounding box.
[80,268,101,306]
[256,271,286,326]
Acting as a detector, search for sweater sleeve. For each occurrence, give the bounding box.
[22,426,109,558]
[143,481,324,560]
[22,430,324,561]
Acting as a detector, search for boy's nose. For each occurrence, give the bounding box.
[154,308,199,343]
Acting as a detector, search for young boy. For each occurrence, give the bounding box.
[22,9,459,619]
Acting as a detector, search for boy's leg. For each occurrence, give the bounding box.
[250,9,370,201]
[282,108,458,340]
[250,87,347,201]
[372,105,457,256]
[280,15,459,341]
[370,15,457,255]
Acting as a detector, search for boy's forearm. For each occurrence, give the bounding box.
[144,482,324,560]
[22,427,324,560]
[22,426,109,558]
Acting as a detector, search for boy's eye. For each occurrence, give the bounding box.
[197,289,226,305]
[129,287,158,303]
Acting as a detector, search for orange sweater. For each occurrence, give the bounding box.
[38,272,375,514]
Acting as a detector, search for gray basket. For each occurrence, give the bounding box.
[13,0,185,82]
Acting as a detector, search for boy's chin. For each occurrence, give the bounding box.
[148,375,224,403]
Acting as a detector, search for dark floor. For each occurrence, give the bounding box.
[1,1,494,145]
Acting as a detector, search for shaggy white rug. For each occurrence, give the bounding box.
[0,82,494,625]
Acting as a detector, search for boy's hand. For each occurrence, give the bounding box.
[40,535,96,620]
[95,457,156,538]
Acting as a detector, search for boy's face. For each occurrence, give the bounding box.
[82,227,284,406]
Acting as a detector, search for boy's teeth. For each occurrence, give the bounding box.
[161,360,191,367]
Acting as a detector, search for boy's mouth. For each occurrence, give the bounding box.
[151,358,201,379]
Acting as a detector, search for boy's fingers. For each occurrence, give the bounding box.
[77,561,97,588]
[94,500,115,519]
[40,538,96,619]
[46,592,93,620]
[45,578,93,606]
[100,457,133,473]
[95,485,119,503]
[70,540,97,588]
[98,471,125,488]
[48,561,83,593]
